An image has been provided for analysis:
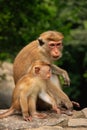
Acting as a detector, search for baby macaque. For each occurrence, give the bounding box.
[0,61,60,121]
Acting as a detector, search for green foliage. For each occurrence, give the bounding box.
[0,52,12,62]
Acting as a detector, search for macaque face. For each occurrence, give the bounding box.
[36,65,52,79]
[40,66,52,79]
[48,40,63,60]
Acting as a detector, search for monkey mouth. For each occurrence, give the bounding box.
[53,56,60,59]
[53,54,62,60]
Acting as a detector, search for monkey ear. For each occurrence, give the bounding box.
[34,67,40,74]
[38,38,45,46]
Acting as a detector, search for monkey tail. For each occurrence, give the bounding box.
[0,106,15,119]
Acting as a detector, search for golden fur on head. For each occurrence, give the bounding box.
[28,60,51,74]
[39,31,64,41]
[31,60,51,67]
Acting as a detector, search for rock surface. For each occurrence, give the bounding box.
[0,61,15,108]
[0,108,87,130]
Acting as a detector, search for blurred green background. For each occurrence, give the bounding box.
[0,0,87,109]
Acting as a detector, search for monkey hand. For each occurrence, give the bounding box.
[62,70,70,86]
[61,99,73,111]
[52,105,61,114]
[52,65,70,86]
[61,109,73,116]
[59,102,73,116]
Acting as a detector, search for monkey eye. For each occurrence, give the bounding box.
[56,43,61,46]
[49,43,62,48]
[49,43,55,48]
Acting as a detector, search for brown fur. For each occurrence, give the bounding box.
[13,31,73,111]
[0,61,60,120]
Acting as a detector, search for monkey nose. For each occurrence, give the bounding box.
[56,51,60,56]
[54,51,61,58]
[47,74,51,78]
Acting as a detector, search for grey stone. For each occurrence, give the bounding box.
[68,118,87,127]
[82,108,87,118]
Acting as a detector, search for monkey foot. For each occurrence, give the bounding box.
[61,110,73,116]
[72,101,80,108]
[24,116,32,121]
[32,112,47,119]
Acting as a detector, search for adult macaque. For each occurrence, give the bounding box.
[0,61,60,120]
[13,31,73,111]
